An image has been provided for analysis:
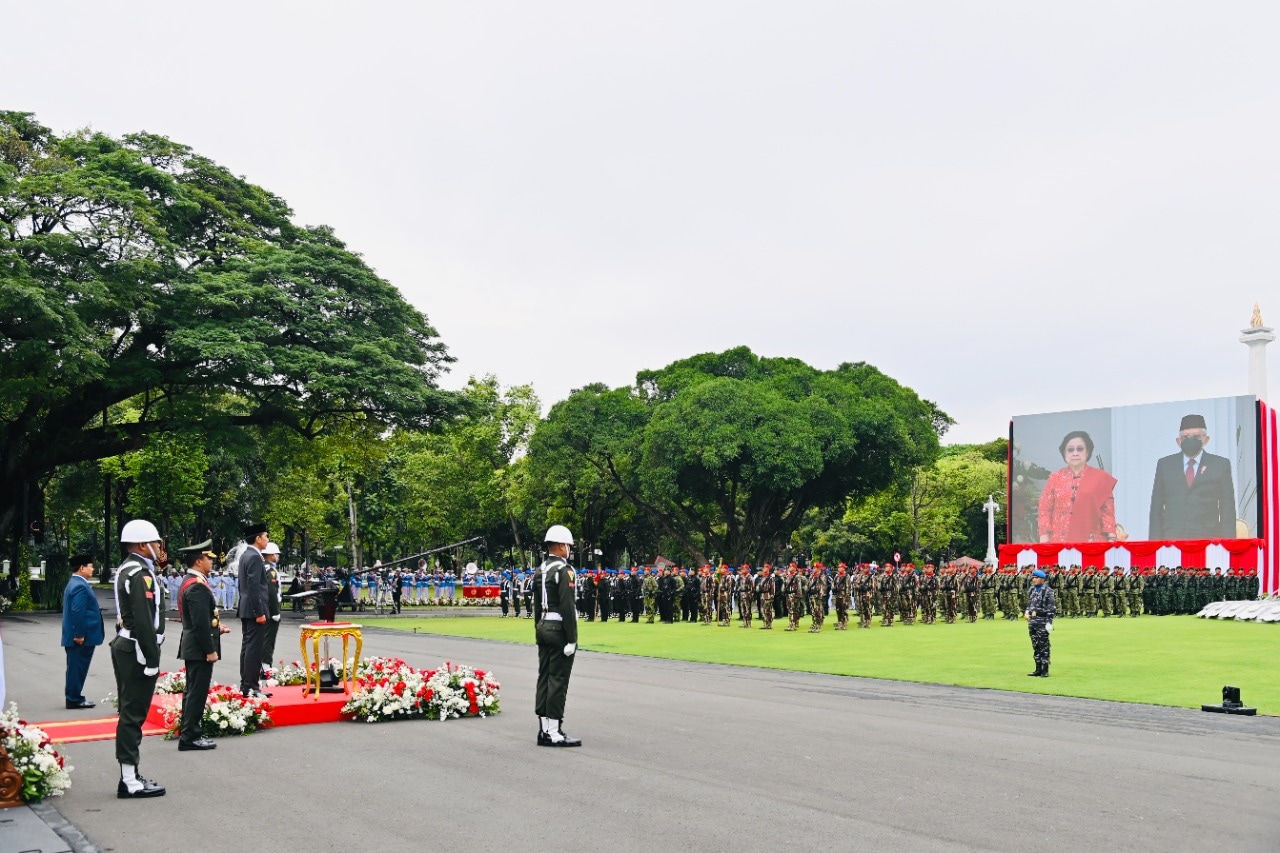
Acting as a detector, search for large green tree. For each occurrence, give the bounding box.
[527,347,950,565]
[0,113,462,548]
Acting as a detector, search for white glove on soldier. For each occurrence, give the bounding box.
[564,643,576,656]
[143,666,159,677]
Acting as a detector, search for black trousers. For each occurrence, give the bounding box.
[500,594,509,616]
[240,619,265,692]
[111,637,158,765]
[261,617,279,668]
[534,620,574,720]
[180,659,214,742]
[64,644,96,703]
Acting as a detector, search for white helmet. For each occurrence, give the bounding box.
[263,542,281,555]
[544,524,574,545]
[120,519,161,543]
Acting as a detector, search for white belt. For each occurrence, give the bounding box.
[541,612,563,621]
[118,628,164,644]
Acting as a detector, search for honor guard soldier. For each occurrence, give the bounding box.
[260,542,283,672]
[111,519,169,798]
[534,525,582,747]
[176,541,228,751]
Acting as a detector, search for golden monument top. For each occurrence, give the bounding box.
[1251,302,1264,328]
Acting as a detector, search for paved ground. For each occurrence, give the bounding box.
[2,609,1278,853]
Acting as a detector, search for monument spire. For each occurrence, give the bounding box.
[1240,303,1274,402]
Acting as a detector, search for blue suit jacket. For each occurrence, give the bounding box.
[61,574,105,647]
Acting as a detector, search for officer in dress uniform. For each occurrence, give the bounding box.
[111,519,169,798]
[534,525,582,747]
[176,541,229,751]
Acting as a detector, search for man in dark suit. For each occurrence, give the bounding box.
[1149,414,1237,540]
[62,553,104,709]
[236,522,271,697]
[176,542,227,751]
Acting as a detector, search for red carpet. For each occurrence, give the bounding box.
[34,686,353,744]
[34,716,168,745]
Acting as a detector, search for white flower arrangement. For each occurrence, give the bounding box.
[341,658,501,723]
[0,703,73,802]
[159,684,272,740]
[154,670,187,695]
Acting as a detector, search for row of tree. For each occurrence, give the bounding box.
[1,114,1005,604]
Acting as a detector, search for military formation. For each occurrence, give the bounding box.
[496,562,1267,630]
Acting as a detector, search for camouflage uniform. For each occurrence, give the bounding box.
[897,568,918,626]
[671,572,685,622]
[716,569,733,627]
[642,571,658,623]
[757,570,777,629]
[961,570,980,622]
[877,570,897,627]
[854,569,875,628]
[1026,579,1056,676]
[807,570,828,632]
[700,568,716,624]
[918,569,938,624]
[784,570,806,631]
[831,568,850,630]
[940,569,959,623]
[980,568,998,619]
[1127,571,1144,616]
[735,568,754,627]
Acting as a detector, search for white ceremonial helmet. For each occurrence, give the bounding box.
[119,519,161,543]
[544,524,574,545]
[263,542,281,555]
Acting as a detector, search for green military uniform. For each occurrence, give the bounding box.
[642,572,658,623]
[178,565,222,746]
[534,554,578,732]
[111,552,166,771]
[261,563,281,668]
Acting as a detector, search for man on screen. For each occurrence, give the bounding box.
[1148,414,1236,539]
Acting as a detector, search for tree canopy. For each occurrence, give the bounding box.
[0,113,462,543]
[527,347,951,565]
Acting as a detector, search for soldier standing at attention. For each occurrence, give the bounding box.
[112,519,169,798]
[715,565,732,626]
[176,542,229,752]
[642,568,658,623]
[736,564,754,628]
[854,566,875,628]
[698,565,715,625]
[1024,569,1056,677]
[878,567,897,627]
[260,542,283,673]
[534,525,582,747]
[757,565,777,629]
[783,565,804,631]
[831,564,851,630]
[918,565,938,625]
[807,567,827,632]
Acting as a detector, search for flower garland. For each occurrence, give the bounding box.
[154,670,187,695]
[342,658,500,723]
[0,703,73,802]
[158,685,272,740]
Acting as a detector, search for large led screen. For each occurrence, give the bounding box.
[1010,396,1259,544]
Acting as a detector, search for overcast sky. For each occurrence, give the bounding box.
[10,2,1279,443]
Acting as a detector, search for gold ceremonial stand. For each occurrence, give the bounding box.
[299,622,363,699]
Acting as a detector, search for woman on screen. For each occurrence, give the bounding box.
[1037,430,1118,543]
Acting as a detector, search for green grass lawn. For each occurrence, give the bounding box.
[359,614,1280,713]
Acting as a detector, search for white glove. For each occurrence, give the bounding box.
[143,666,159,677]
[1046,622,1054,633]
[272,614,281,622]
[564,643,576,656]
[156,634,165,646]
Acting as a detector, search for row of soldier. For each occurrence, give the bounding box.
[533,562,1260,629]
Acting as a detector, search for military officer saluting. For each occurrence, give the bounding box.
[111,519,169,798]
[176,541,229,751]
[534,525,582,747]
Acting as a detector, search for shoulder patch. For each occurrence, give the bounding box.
[143,576,153,590]
[567,569,575,583]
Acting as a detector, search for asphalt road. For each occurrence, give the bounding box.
[2,610,1278,853]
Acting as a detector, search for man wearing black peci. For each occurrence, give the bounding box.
[1148,414,1237,540]
[236,523,271,698]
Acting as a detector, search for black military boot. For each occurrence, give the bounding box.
[1039,664,1050,677]
[1027,663,1043,677]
